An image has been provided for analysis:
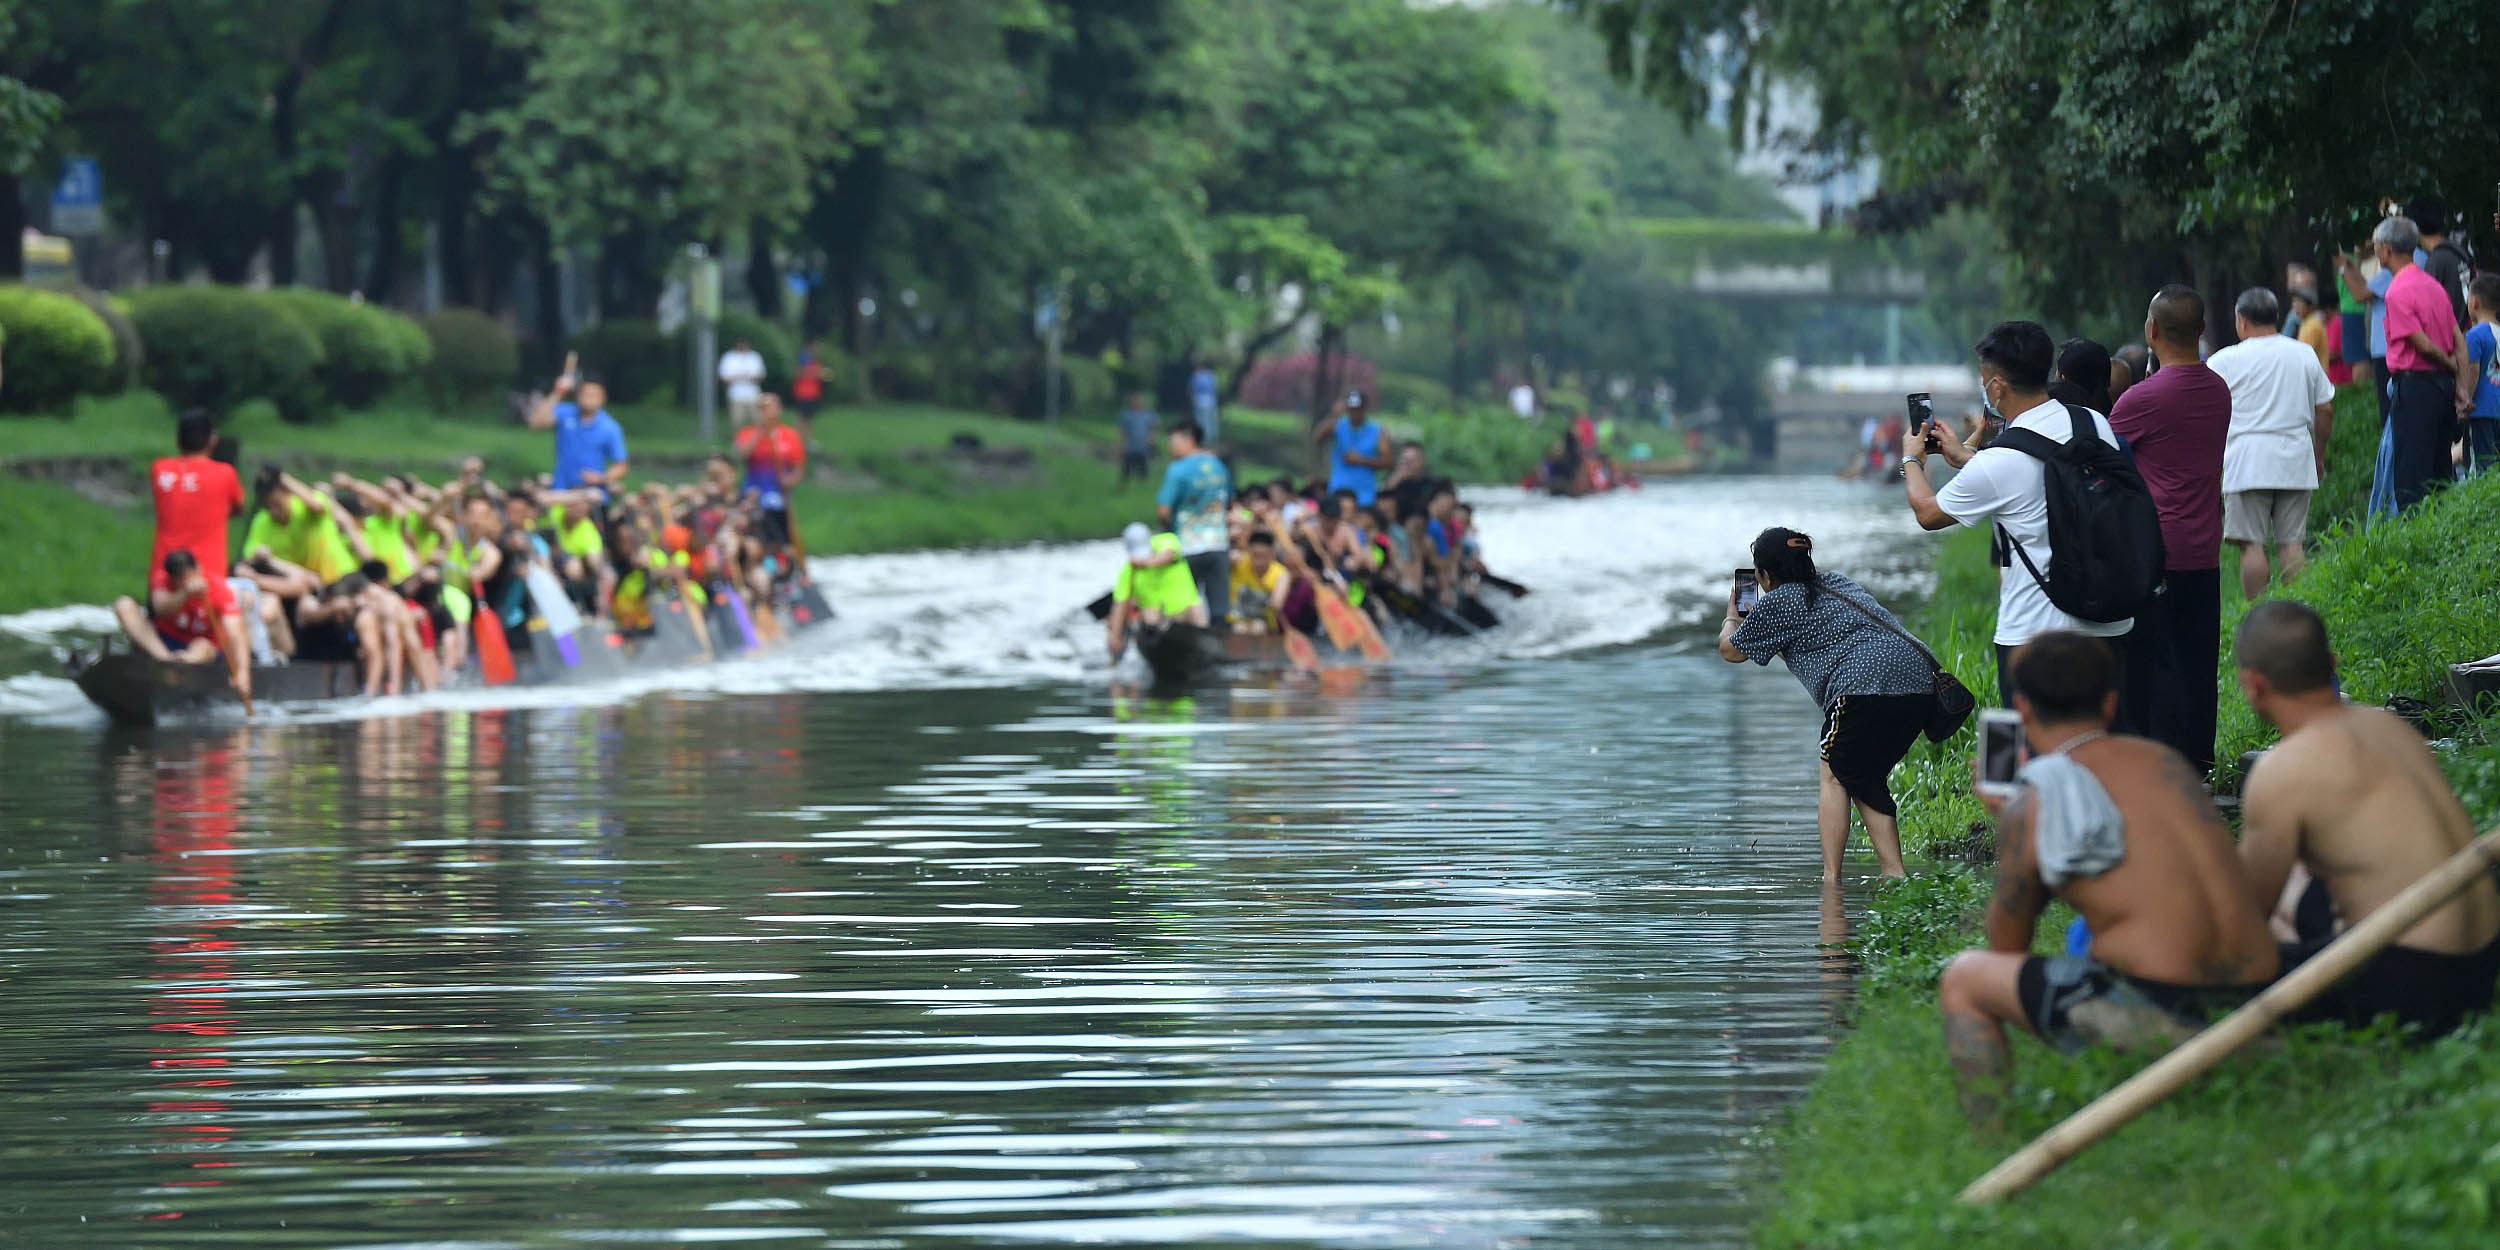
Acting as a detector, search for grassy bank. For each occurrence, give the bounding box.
[1761,384,2500,1247]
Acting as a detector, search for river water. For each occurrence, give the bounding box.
[0,479,1926,1248]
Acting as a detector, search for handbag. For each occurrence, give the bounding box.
[1827,589,1976,742]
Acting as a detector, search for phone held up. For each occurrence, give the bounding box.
[1907,392,1937,454]
[1976,708,2026,798]
[1733,568,1760,617]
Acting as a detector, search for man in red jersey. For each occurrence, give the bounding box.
[150,409,246,585]
[112,550,253,714]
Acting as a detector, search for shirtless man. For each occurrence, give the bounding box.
[2234,601,2500,1038]
[1937,631,2280,1130]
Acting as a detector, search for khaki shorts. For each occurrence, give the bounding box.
[2223,488,2311,546]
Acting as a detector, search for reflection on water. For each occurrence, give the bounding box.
[0,647,1869,1249]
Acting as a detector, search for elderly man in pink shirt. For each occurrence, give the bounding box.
[2379,215,2463,511]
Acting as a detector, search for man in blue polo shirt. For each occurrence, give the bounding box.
[529,358,630,493]
[1313,389,1388,505]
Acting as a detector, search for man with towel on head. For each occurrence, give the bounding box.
[1935,631,2280,1131]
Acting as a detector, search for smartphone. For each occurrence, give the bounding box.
[1908,392,1937,452]
[1976,708,2026,797]
[1733,568,1760,617]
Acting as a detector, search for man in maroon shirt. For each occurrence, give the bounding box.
[2108,285,2232,778]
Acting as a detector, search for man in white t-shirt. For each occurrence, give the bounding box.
[718,339,766,428]
[1508,381,1537,420]
[2210,287,2336,599]
[1902,320,2133,706]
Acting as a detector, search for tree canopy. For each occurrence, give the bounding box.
[3,0,1813,419]
[1568,0,2500,339]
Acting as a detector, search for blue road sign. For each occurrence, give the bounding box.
[51,157,102,234]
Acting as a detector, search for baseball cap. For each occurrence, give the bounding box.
[1122,522,1153,560]
[1345,389,1368,409]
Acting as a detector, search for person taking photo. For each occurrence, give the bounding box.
[1719,527,1940,883]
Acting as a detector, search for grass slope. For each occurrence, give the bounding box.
[1761,385,2500,1247]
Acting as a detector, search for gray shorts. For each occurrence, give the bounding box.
[2222,489,2311,546]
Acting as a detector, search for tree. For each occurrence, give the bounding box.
[466,0,870,303]
[1568,0,2500,339]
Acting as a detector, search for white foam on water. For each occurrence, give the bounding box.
[0,476,1929,724]
[0,603,116,641]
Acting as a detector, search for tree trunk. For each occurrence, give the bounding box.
[1306,321,1340,421]
[362,151,410,303]
[269,207,300,286]
[0,174,22,279]
[1446,283,1468,407]
[747,228,782,319]
[531,225,565,377]
[1223,313,1301,405]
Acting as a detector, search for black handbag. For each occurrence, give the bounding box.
[1828,590,1976,742]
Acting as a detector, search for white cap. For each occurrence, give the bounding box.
[1122,522,1153,560]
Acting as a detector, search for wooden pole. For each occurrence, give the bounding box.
[1958,827,2500,1205]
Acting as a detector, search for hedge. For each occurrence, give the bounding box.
[127,286,327,422]
[420,308,519,410]
[264,288,430,409]
[0,284,117,415]
[67,287,143,395]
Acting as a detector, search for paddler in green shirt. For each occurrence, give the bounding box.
[239,470,359,585]
[1105,522,1208,661]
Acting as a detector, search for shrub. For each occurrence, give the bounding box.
[0,283,117,414]
[1239,351,1379,414]
[565,318,677,404]
[1372,369,1451,415]
[264,288,426,409]
[128,285,327,422]
[64,287,143,395]
[420,308,519,410]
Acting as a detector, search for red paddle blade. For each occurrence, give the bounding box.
[472,612,517,686]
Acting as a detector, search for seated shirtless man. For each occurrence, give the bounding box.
[2234,601,2500,1039]
[113,550,253,714]
[1937,631,2280,1130]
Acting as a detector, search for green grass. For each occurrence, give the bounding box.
[0,478,154,613]
[1760,438,2500,1247]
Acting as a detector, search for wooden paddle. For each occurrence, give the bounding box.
[1482,572,1531,598]
[1313,583,1391,661]
[1085,591,1114,622]
[1283,628,1321,673]
[1959,826,2500,1204]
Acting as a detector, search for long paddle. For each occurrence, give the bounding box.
[1312,582,1391,661]
[471,609,517,686]
[1958,826,2500,1204]
[1481,572,1531,598]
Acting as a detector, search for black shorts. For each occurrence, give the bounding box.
[296,620,358,662]
[2280,932,2500,1041]
[2018,955,2262,1052]
[1819,692,1933,818]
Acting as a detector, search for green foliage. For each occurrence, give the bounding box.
[262,289,428,409]
[1371,370,1452,415]
[419,309,520,410]
[1396,408,1559,485]
[126,286,326,423]
[0,5,61,177]
[0,284,114,414]
[465,0,868,244]
[67,289,144,396]
[1057,356,1117,421]
[565,320,678,405]
[2308,382,2386,537]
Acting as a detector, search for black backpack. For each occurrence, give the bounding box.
[1991,403,2167,624]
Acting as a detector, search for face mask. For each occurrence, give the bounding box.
[1982,379,2004,422]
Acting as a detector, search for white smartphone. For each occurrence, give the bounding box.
[1976,708,2026,798]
